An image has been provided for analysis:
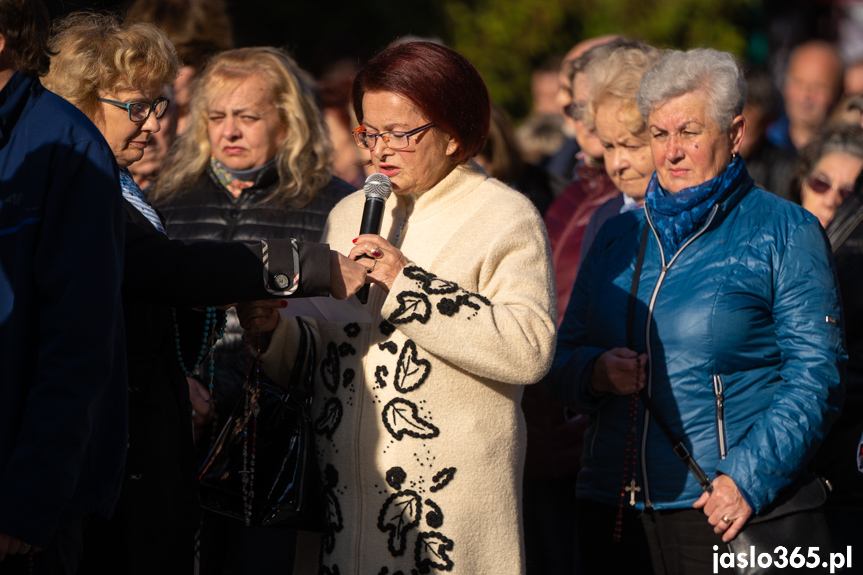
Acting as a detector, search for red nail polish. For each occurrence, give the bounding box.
[352,238,358,243]
[280,300,288,307]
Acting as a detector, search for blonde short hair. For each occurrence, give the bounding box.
[586,43,661,135]
[43,12,179,121]
[151,47,334,209]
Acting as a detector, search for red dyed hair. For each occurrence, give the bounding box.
[352,41,491,164]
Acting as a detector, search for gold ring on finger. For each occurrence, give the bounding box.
[722,515,734,524]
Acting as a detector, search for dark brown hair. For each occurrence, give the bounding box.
[352,41,490,164]
[0,0,52,76]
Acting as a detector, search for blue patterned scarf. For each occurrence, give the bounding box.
[120,167,166,234]
[645,154,750,260]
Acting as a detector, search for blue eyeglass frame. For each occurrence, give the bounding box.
[352,122,437,149]
[99,97,170,123]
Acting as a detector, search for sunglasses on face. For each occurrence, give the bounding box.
[805,175,854,200]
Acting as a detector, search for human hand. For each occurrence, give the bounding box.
[187,377,213,440]
[0,533,40,561]
[693,474,753,542]
[330,250,368,299]
[236,300,285,335]
[349,234,409,293]
[589,348,648,395]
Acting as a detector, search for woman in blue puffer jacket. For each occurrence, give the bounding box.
[547,48,846,574]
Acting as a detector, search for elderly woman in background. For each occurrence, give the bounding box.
[239,41,556,574]
[791,123,863,565]
[789,123,863,229]
[150,46,354,574]
[43,13,364,574]
[577,42,661,264]
[543,40,620,324]
[547,48,845,574]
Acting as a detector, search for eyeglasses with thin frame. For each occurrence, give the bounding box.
[352,122,436,150]
[99,97,170,123]
[805,175,854,200]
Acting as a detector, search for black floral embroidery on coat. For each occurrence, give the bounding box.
[403,266,459,295]
[344,323,360,337]
[415,531,454,573]
[378,490,422,556]
[386,466,407,490]
[393,340,431,394]
[342,369,354,388]
[323,464,343,555]
[314,398,343,440]
[436,298,459,317]
[429,468,456,493]
[379,341,398,354]
[388,292,431,325]
[424,499,443,528]
[338,342,356,357]
[375,365,389,388]
[320,342,340,393]
[380,321,395,336]
[435,293,490,319]
[382,398,440,440]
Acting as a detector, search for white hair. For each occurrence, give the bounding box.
[636,48,747,131]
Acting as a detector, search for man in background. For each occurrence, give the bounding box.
[769,40,844,151]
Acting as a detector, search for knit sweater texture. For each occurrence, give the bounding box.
[262,161,556,575]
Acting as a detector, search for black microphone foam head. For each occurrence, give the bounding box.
[363,173,392,201]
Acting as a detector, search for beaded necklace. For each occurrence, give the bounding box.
[172,307,227,405]
[241,324,262,526]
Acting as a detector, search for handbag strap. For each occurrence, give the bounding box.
[627,223,715,495]
[286,317,315,401]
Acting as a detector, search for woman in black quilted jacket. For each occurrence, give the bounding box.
[151,46,353,575]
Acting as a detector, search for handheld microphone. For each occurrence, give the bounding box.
[356,173,392,304]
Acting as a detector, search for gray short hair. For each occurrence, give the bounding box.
[637,48,747,131]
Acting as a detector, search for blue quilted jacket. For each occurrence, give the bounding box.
[547,168,846,513]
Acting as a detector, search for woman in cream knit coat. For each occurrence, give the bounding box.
[241,41,556,575]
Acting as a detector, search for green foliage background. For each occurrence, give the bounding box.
[443,0,760,119]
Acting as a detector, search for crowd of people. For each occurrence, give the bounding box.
[1,0,861,574]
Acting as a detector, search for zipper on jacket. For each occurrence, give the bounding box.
[640,205,719,508]
[712,375,727,459]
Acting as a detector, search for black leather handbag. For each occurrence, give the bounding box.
[628,226,834,575]
[198,317,325,530]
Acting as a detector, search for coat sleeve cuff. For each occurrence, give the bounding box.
[260,240,330,298]
[297,241,330,297]
[715,460,772,514]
